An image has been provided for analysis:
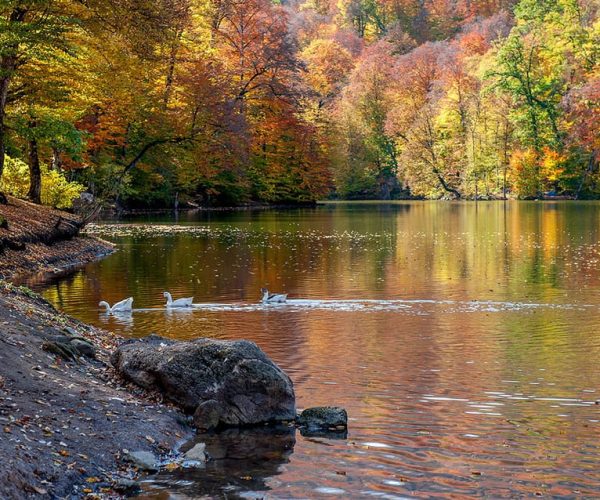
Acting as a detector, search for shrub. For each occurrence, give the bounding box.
[0,156,29,198]
[0,155,86,209]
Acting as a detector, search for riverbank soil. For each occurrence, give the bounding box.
[0,283,191,498]
[0,198,193,498]
[0,196,113,281]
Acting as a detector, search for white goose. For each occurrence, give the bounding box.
[261,288,287,304]
[163,291,194,308]
[99,297,133,313]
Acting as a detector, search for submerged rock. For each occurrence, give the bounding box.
[112,478,141,496]
[111,336,296,430]
[299,426,348,439]
[296,407,348,431]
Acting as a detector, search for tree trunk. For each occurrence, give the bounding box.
[575,152,598,200]
[380,179,391,200]
[0,74,10,181]
[432,166,462,199]
[163,27,183,109]
[0,7,28,183]
[51,147,62,171]
[28,134,42,204]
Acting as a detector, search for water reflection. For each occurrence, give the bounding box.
[142,425,296,498]
[98,311,134,328]
[25,202,600,497]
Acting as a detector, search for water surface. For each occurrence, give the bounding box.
[30,201,600,498]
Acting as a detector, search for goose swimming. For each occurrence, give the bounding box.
[163,291,194,308]
[99,297,133,313]
[261,288,287,303]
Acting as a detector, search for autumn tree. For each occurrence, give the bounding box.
[489,0,598,196]
[0,0,76,199]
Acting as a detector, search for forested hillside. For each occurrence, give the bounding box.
[0,0,598,207]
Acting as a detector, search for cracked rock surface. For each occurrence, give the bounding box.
[111,335,296,430]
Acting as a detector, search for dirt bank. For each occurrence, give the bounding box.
[0,282,191,498]
[0,196,114,281]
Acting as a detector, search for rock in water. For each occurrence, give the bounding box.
[184,442,208,463]
[111,336,296,430]
[297,407,348,430]
[124,450,158,472]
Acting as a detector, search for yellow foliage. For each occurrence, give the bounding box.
[540,148,565,183]
[301,39,354,98]
[509,148,541,198]
[0,156,86,209]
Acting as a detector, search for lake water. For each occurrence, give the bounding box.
[29,201,600,498]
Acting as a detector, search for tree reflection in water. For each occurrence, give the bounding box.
[142,425,296,497]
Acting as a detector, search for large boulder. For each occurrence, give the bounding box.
[111,336,295,430]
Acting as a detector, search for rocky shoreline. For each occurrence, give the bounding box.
[0,198,189,497]
[0,282,192,498]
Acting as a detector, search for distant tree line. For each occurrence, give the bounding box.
[0,0,597,208]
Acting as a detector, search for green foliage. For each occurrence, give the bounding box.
[0,155,85,208]
[13,112,85,159]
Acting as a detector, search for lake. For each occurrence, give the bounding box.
[29,201,600,498]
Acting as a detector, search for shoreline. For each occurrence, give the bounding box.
[0,197,193,497]
[0,196,115,282]
[102,200,319,217]
[0,281,193,498]
[106,197,594,218]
